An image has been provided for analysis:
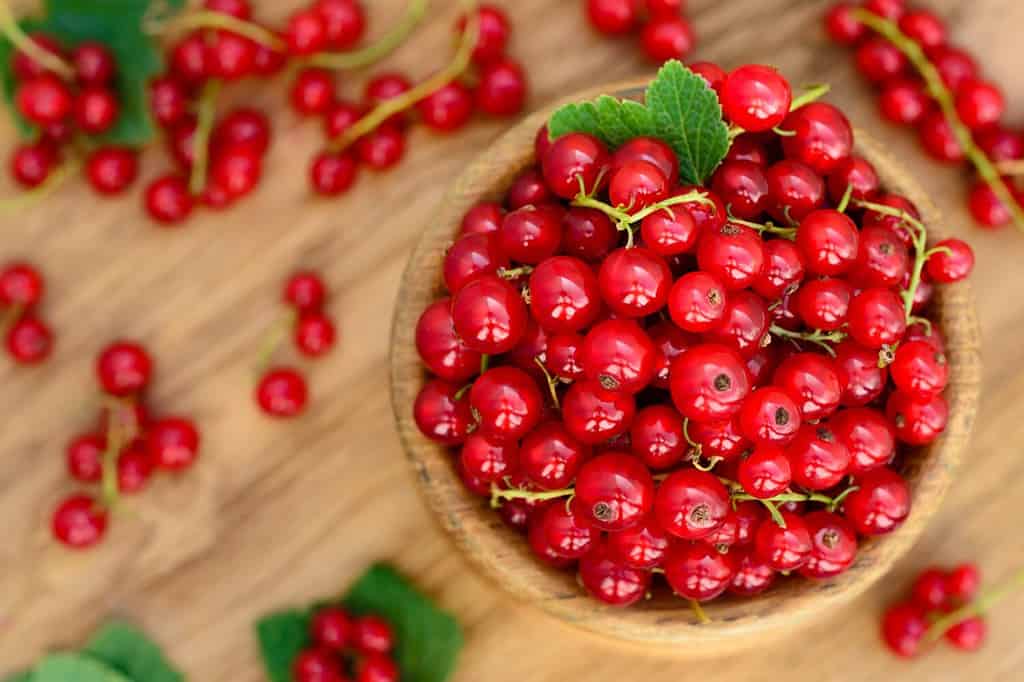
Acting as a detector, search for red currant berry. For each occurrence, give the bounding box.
[415,298,482,383]
[0,262,44,308]
[824,3,865,44]
[364,72,412,126]
[144,174,193,225]
[292,648,344,682]
[879,78,929,126]
[911,567,949,609]
[855,38,907,83]
[207,30,257,80]
[738,444,792,499]
[414,379,473,444]
[786,423,851,490]
[469,366,543,443]
[725,133,769,166]
[629,405,685,470]
[847,287,906,349]
[284,272,326,312]
[843,468,910,535]
[609,160,668,211]
[689,415,750,461]
[799,511,857,579]
[52,494,108,549]
[358,655,398,682]
[170,33,209,84]
[458,4,510,64]
[12,33,64,81]
[689,61,726,93]
[710,160,770,219]
[927,44,977,90]
[96,341,152,396]
[655,469,730,540]
[881,602,928,658]
[541,132,610,200]
[754,239,805,299]
[598,247,672,317]
[918,110,964,163]
[215,108,271,156]
[703,289,769,358]
[295,313,337,357]
[70,42,115,86]
[579,543,651,606]
[499,204,564,264]
[680,184,727,234]
[640,204,698,256]
[955,79,1005,130]
[418,82,474,132]
[697,223,766,291]
[606,519,670,570]
[310,151,358,196]
[67,433,105,482]
[117,443,154,494]
[947,563,981,602]
[851,226,909,288]
[505,168,553,210]
[475,58,527,116]
[925,238,974,283]
[460,432,519,487]
[460,201,505,236]
[323,99,362,139]
[540,499,596,559]
[353,615,394,655]
[10,141,58,188]
[828,156,880,204]
[451,274,527,354]
[886,390,948,446]
[572,452,654,531]
[443,233,508,295]
[830,406,895,474]
[86,147,138,195]
[317,0,366,49]
[6,316,53,364]
[721,64,792,132]
[519,421,587,489]
[147,417,200,472]
[309,607,352,651]
[16,74,72,126]
[793,277,851,331]
[796,209,859,276]
[780,103,853,174]
[256,367,309,418]
[562,380,636,444]
[210,146,262,198]
[766,159,825,223]
[545,332,584,381]
[286,9,328,56]
[863,0,905,21]
[890,340,948,400]
[640,15,695,63]
[755,511,811,571]
[740,387,801,446]
[664,542,737,601]
[290,68,336,116]
[647,321,695,389]
[670,343,750,421]
[773,352,842,420]
[729,548,776,596]
[967,181,1012,229]
[861,193,920,245]
[528,256,602,333]
[585,0,639,35]
[581,319,655,393]
[945,617,987,651]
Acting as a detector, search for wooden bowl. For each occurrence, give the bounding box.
[389,80,982,654]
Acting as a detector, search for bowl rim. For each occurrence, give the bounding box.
[389,78,982,652]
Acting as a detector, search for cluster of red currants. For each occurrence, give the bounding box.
[53,341,201,549]
[825,0,1024,229]
[9,37,141,196]
[584,0,696,64]
[883,563,986,657]
[294,607,398,682]
[308,4,528,197]
[412,62,974,607]
[255,271,338,419]
[0,261,53,365]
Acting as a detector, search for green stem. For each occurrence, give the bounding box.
[0,158,80,214]
[924,567,1024,643]
[572,190,713,227]
[853,197,929,319]
[497,266,533,280]
[769,324,846,356]
[99,399,139,510]
[690,600,712,624]
[726,214,798,239]
[253,308,297,378]
[328,0,478,152]
[851,8,1024,232]
[155,9,285,49]
[789,83,831,111]
[490,483,572,509]
[309,0,429,70]
[533,357,561,409]
[836,182,855,214]
[189,79,222,197]
[0,1,74,79]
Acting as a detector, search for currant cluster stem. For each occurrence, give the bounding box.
[253,308,298,378]
[851,9,1024,232]
[727,214,797,239]
[489,482,572,509]
[0,0,74,78]
[189,79,222,196]
[853,198,931,319]
[924,566,1024,643]
[571,190,713,247]
[309,0,429,70]
[327,0,479,153]
[726,83,831,140]
[769,324,846,355]
[151,9,285,49]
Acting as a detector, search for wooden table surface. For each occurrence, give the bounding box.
[2,0,1023,679]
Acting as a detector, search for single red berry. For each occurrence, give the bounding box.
[773,352,842,421]
[830,406,895,474]
[256,367,309,418]
[689,61,726,93]
[945,617,987,652]
[925,238,974,283]
[611,136,679,186]
[499,204,564,264]
[86,147,138,195]
[967,181,1012,229]
[505,168,553,209]
[10,141,58,188]
[851,226,909,288]
[843,468,910,535]
[847,287,907,349]
[598,247,672,318]
[897,9,945,47]
[0,262,44,307]
[581,319,656,394]
[451,274,527,354]
[975,125,1024,162]
[740,387,801,446]
[12,33,64,81]
[415,298,482,383]
[52,494,108,549]
[357,655,398,682]
[210,146,262,198]
[955,80,1005,130]
[469,366,543,443]
[205,0,251,18]
[721,64,792,132]
[413,379,474,444]
[886,390,948,446]
[881,602,928,658]
[546,332,585,381]
[528,256,602,333]
[863,0,905,20]
[796,209,859,276]
[861,193,920,246]
[785,423,851,490]
[353,615,394,655]
[606,519,670,570]
[317,0,366,49]
[418,82,474,132]
[927,44,977,91]
[562,380,636,445]
[6,316,53,364]
[946,563,981,602]
[285,271,327,312]
[290,69,336,116]
[689,415,750,461]
[910,567,949,609]
[519,421,586,489]
[609,160,669,210]
[170,33,210,84]
[253,40,288,77]
[562,207,617,262]
[214,108,271,156]
[117,443,154,494]
[918,110,964,163]
[710,161,770,220]
[585,0,640,35]
[323,99,363,140]
[828,155,880,204]
[697,223,766,291]
[670,343,750,421]
[144,175,194,225]
[147,417,201,472]
[640,15,695,63]
[729,548,777,596]
[541,132,610,200]
[725,134,768,166]
[855,38,907,83]
[737,444,792,499]
[890,340,949,401]
[629,405,686,470]
[641,204,698,257]
[356,124,406,170]
[793,277,851,331]
[458,4,510,64]
[207,30,257,80]
[96,341,152,396]
[579,543,651,606]
[664,542,737,602]
[16,75,73,126]
[654,468,731,540]
[754,239,805,300]
[166,116,198,169]
[765,159,825,223]
[310,607,352,651]
[755,511,811,571]
[781,103,853,174]
[703,289,769,358]
[475,58,527,116]
[879,78,928,126]
[540,499,596,559]
[67,433,105,482]
[799,511,858,579]
[443,233,509,294]
[461,202,505,236]
[292,648,344,682]
[824,3,865,44]
[286,9,329,56]
[72,42,116,86]
[310,152,359,196]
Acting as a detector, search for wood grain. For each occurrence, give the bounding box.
[1,0,1022,680]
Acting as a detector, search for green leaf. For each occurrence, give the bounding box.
[83,621,184,682]
[32,654,131,682]
[645,60,730,186]
[0,0,185,144]
[343,564,463,682]
[546,59,730,185]
[255,610,310,682]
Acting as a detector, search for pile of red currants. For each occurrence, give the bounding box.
[584,0,696,64]
[1,261,53,365]
[294,607,399,682]
[53,341,201,549]
[412,61,974,607]
[825,0,1024,230]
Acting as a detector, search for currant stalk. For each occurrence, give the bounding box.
[726,214,798,239]
[253,307,298,378]
[327,0,479,153]
[0,0,74,78]
[189,79,222,196]
[489,482,573,509]
[727,83,831,140]
[100,399,140,509]
[533,357,562,409]
[571,190,713,247]
[148,8,285,50]
[309,0,429,70]
[924,566,1024,643]
[769,324,846,356]
[851,9,1024,232]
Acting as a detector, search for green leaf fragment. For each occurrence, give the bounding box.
[83,621,184,682]
[255,610,310,682]
[33,654,131,682]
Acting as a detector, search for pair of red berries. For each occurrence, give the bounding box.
[308,4,528,197]
[8,36,142,197]
[0,262,53,365]
[53,341,202,549]
[882,563,987,657]
[294,607,397,682]
[825,0,1023,230]
[584,0,696,64]
[255,271,338,419]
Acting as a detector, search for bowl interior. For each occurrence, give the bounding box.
[390,81,981,651]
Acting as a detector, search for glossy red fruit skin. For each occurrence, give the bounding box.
[844,468,910,536]
[919,110,964,163]
[469,366,543,443]
[729,548,777,596]
[710,161,770,220]
[847,288,907,349]
[609,160,668,211]
[504,168,552,210]
[640,15,695,63]
[562,381,636,445]
[597,247,672,318]
[526,512,573,568]
[654,469,730,540]
[799,511,858,579]
[647,321,694,390]
[946,563,981,602]
[499,204,564,264]
[147,417,201,471]
[607,519,670,570]
[211,147,262,198]
[851,226,909,289]
[542,132,609,200]
[295,313,336,357]
[67,433,105,482]
[580,319,655,394]
[786,424,851,490]
[689,61,726,94]
[117,444,154,493]
[797,210,859,276]
[890,340,949,400]
[86,147,139,195]
[215,108,271,156]
[773,352,842,421]
[721,65,792,132]
[413,379,472,444]
[451,274,527,354]
[541,500,596,559]
[878,78,928,126]
[781,103,853,175]
[519,421,587,490]
[415,299,482,382]
[0,263,44,307]
[824,3,866,44]
[144,175,193,225]
[886,391,948,446]
[831,407,895,475]
[927,44,977,90]
[861,193,919,245]
[689,416,750,461]
[926,238,974,283]
[611,136,679,186]
[310,151,358,196]
[670,343,750,421]
[418,82,474,132]
[828,156,880,204]
[668,271,728,333]
[967,182,1011,229]
[309,607,351,652]
[855,38,907,84]
[318,0,366,49]
[703,289,769,358]
[16,74,72,125]
[755,511,811,571]
[561,207,617,262]
[585,0,640,35]
[96,341,152,396]
[766,159,825,223]
[170,33,209,84]
[545,332,584,381]
[578,544,651,606]
[910,567,949,610]
[353,616,394,655]
[286,9,328,56]
[207,31,257,80]
[740,387,801,446]
[699,224,766,291]
[6,316,53,364]
[284,272,326,312]
[955,80,1004,130]
[946,617,987,652]
[443,233,508,294]
[641,204,698,256]
[293,648,344,682]
[664,542,737,601]
[680,184,727,235]
[323,100,363,141]
[738,444,792,499]
[257,368,309,418]
[357,124,406,170]
[475,58,527,116]
[573,452,654,531]
[290,68,335,116]
[754,239,805,300]
[460,202,505,236]
[630,405,686,470]
[52,494,108,549]
[11,142,57,188]
[458,4,509,64]
[881,602,928,658]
